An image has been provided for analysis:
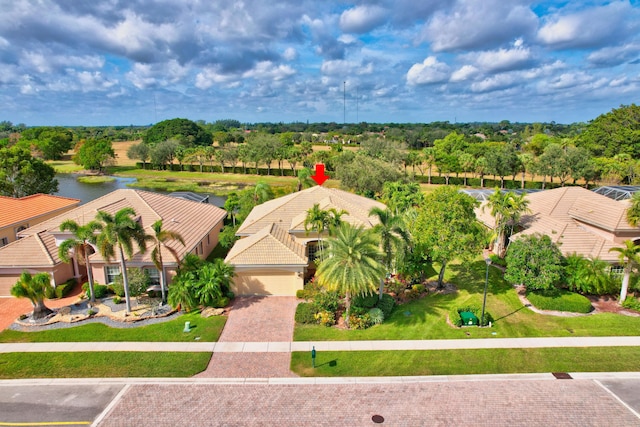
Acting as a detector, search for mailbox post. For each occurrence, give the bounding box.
[311,346,316,368]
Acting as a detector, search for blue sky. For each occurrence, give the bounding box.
[2,0,640,126]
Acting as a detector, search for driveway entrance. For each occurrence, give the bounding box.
[196,296,300,378]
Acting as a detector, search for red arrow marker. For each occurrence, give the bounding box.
[311,163,329,186]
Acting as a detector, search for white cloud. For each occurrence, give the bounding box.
[406,56,450,85]
[339,5,387,34]
[283,47,298,61]
[470,40,533,73]
[126,60,188,89]
[242,61,296,81]
[538,1,639,49]
[450,65,479,82]
[587,43,640,67]
[471,74,518,93]
[420,0,537,51]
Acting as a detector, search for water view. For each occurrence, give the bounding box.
[54,174,226,207]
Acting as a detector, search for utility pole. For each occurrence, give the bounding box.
[343,81,346,125]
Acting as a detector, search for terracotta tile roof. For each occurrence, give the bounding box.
[0,189,227,267]
[0,194,80,228]
[225,223,308,266]
[491,187,640,263]
[237,186,386,236]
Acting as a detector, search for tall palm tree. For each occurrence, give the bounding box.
[304,203,330,262]
[150,219,185,304]
[626,192,640,227]
[58,219,101,302]
[609,240,640,304]
[483,190,530,258]
[94,207,149,313]
[11,271,53,319]
[369,207,411,299]
[315,223,385,328]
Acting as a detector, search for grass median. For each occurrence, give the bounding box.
[0,352,211,378]
[291,347,640,377]
[0,311,226,343]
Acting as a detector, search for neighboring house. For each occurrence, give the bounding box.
[225,186,386,295]
[0,194,80,248]
[0,189,226,296]
[476,186,640,263]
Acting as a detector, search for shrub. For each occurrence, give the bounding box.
[311,290,340,313]
[622,296,640,311]
[368,307,384,325]
[112,295,122,304]
[111,269,150,298]
[314,310,336,327]
[225,291,235,300]
[348,313,372,330]
[449,308,462,327]
[82,282,108,299]
[386,277,406,295]
[526,289,593,313]
[376,293,395,318]
[296,289,310,299]
[213,296,230,308]
[295,303,317,324]
[353,293,379,309]
[54,279,77,298]
[412,284,426,294]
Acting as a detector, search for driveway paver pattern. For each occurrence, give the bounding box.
[198,296,300,378]
[96,379,640,426]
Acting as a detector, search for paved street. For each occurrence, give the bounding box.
[2,375,638,426]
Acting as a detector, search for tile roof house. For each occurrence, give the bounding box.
[0,189,226,297]
[475,187,640,263]
[0,194,80,248]
[225,185,386,295]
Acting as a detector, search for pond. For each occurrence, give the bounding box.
[54,174,226,207]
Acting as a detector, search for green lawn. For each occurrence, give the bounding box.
[0,311,226,343]
[294,259,640,341]
[291,347,640,377]
[0,352,211,378]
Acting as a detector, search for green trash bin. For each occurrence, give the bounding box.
[459,311,479,326]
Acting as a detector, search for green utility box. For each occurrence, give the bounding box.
[459,311,479,326]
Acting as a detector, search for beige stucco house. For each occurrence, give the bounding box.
[225,185,386,296]
[476,186,640,263]
[0,189,226,296]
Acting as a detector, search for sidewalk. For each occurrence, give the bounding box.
[2,335,640,353]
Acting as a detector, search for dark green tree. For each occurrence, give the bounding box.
[576,104,640,157]
[74,139,115,171]
[0,146,58,197]
[505,234,564,291]
[413,186,485,288]
[144,118,212,147]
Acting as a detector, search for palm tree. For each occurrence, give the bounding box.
[315,223,385,328]
[484,190,530,258]
[150,220,185,304]
[326,207,347,236]
[369,207,411,299]
[195,259,235,307]
[304,203,330,262]
[11,271,53,319]
[58,219,101,302]
[626,192,640,227]
[609,240,640,304]
[253,181,273,205]
[94,207,150,313]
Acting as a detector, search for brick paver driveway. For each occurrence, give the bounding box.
[197,296,300,378]
[97,379,640,426]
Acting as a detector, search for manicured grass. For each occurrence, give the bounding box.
[77,175,116,184]
[0,311,226,343]
[0,352,211,378]
[294,259,640,341]
[291,347,640,377]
